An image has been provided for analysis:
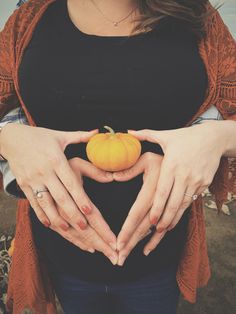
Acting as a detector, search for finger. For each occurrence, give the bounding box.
[127,129,163,144]
[113,153,146,181]
[78,227,118,265]
[20,185,51,228]
[59,129,99,150]
[44,172,89,231]
[51,224,95,253]
[54,154,96,218]
[117,213,152,266]
[195,184,209,196]
[167,207,186,231]
[31,187,72,232]
[68,158,117,248]
[143,230,167,256]
[72,158,113,182]
[116,169,158,251]
[154,178,188,233]
[149,158,174,225]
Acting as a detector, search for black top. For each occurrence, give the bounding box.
[18,0,208,283]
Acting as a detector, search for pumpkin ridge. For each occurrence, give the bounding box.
[121,135,141,156]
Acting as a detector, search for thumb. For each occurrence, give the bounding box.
[113,157,145,181]
[79,159,113,183]
[60,129,99,148]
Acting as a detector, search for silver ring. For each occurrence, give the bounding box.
[33,188,49,199]
[184,192,198,201]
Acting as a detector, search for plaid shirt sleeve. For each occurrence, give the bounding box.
[0,0,29,198]
[0,107,29,198]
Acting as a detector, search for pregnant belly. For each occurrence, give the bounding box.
[29,173,190,282]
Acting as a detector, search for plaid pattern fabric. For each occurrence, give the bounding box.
[16,0,27,8]
[0,107,29,197]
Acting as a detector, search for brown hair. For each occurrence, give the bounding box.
[132,0,223,40]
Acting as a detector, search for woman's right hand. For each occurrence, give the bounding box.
[0,123,118,264]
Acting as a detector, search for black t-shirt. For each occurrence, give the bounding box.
[18,0,208,283]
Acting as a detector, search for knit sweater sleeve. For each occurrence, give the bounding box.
[0,10,21,120]
[208,7,236,206]
[216,12,236,120]
[0,9,22,191]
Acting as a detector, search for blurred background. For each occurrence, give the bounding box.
[0,0,236,313]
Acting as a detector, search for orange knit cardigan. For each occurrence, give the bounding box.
[0,0,236,313]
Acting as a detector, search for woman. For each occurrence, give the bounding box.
[0,0,235,313]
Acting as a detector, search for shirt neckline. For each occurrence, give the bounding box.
[63,0,155,39]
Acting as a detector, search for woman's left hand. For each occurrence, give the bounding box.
[114,121,225,264]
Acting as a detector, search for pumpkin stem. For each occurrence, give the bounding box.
[103,125,115,134]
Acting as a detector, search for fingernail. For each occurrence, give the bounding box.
[109,254,118,265]
[117,242,125,251]
[43,219,51,228]
[106,172,113,179]
[157,227,164,233]
[118,255,126,266]
[81,205,92,215]
[77,220,87,230]
[109,242,117,251]
[60,223,69,231]
[87,248,95,253]
[151,217,158,225]
[144,249,151,256]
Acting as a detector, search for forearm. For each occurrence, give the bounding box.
[205,120,236,158]
[219,120,236,157]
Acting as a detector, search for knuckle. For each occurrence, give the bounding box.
[81,231,93,243]
[182,200,190,208]
[16,177,26,187]
[73,195,86,207]
[166,205,178,213]
[57,207,70,220]
[56,193,68,206]
[34,167,46,177]
[145,152,156,162]
[37,196,50,208]
[158,188,169,199]
[64,177,76,192]
[48,153,61,166]
[192,175,203,185]
[202,177,212,187]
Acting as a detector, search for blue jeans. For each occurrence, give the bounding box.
[48,265,180,314]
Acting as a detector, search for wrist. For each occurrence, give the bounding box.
[202,120,236,157]
[219,120,236,157]
[0,122,18,160]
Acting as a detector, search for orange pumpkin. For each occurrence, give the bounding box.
[86,126,141,171]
